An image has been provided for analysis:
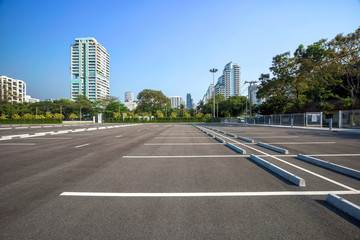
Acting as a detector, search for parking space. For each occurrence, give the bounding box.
[1,123,359,239]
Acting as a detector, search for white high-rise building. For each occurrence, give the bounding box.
[202,84,214,104]
[0,75,26,103]
[215,62,241,99]
[169,96,184,108]
[125,91,134,102]
[70,37,110,101]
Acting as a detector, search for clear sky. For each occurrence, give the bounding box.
[0,0,359,103]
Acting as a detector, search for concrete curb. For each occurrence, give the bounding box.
[257,142,289,154]
[226,133,236,137]
[297,154,360,179]
[238,136,255,143]
[326,194,360,221]
[225,142,246,154]
[250,154,305,187]
[214,136,225,143]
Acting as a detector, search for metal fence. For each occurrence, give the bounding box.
[221,110,360,129]
[340,110,360,128]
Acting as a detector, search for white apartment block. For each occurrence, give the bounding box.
[0,75,26,103]
[70,37,110,101]
[125,91,135,102]
[169,96,184,108]
[215,62,241,99]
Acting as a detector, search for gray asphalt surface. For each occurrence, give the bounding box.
[0,123,359,239]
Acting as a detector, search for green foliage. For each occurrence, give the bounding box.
[136,89,170,114]
[68,113,78,120]
[256,27,360,114]
[11,114,21,119]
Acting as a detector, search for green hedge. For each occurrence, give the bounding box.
[106,117,221,123]
[0,119,62,124]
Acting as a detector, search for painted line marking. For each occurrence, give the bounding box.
[155,137,209,139]
[30,137,73,140]
[30,126,42,128]
[0,143,36,145]
[144,143,222,146]
[0,128,12,130]
[202,127,357,191]
[123,155,246,158]
[74,143,90,148]
[116,135,123,138]
[15,127,28,129]
[261,142,336,145]
[122,154,360,159]
[43,126,52,128]
[61,190,360,198]
[253,136,299,139]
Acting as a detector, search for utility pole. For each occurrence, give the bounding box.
[245,81,257,117]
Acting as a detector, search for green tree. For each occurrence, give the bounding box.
[69,113,78,120]
[137,89,170,115]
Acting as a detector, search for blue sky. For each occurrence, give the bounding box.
[0,0,359,103]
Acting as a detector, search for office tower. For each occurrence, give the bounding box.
[70,37,110,101]
[186,93,193,109]
[125,91,134,102]
[169,96,184,108]
[0,75,26,103]
[215,62,241,99]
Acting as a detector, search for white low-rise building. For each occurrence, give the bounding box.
[0,75,26,103]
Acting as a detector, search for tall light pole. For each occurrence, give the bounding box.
[36,107,38,119]
[209,68,218,119]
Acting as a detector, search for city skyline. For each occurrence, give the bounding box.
[0,0,359,103]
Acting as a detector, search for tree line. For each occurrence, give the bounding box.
[256,27,360,115]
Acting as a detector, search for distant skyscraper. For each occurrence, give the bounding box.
[70,37,110,101]
[186,93,193,109]
[214,62,241,99]
[169,96,184,108]
[125,91,134,102]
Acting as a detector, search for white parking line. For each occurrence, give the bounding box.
[203,128,358,191]
[74,143,90,148]
[15,127,28,129]
[123,155,245,158]
[0,143,36,145]
[144,143,222,146]
[0,128,11,130]
[253,136,299,139]
[262,142,336,145]
[61,190,360,198]
[155,137,209,138]
[116,135,123,138]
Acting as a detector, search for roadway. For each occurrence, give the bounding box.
[0,123,359,239]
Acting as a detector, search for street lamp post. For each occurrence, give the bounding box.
[80,107,82,121]
[209,68,218,119]
[36,107,38,119]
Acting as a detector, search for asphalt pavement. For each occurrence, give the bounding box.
[0,123,359,239]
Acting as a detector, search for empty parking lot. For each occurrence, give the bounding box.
[0,123,359,239]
